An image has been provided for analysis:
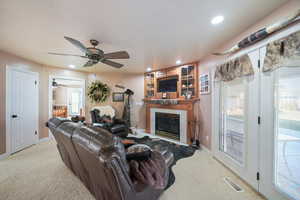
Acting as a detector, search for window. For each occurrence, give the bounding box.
[68,88,83,116]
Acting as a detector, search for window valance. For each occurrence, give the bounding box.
[263,30,300,72]
[214,54,254,82]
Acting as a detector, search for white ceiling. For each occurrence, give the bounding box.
[0,0,288,73]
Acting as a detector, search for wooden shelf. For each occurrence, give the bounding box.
[143,98,200,104]
[144,62,199,100]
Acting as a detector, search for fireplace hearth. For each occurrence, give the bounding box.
[155,112,180,140]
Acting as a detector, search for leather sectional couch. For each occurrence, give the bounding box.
[47,118,173,200]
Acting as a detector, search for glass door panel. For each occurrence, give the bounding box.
[274,68,300,200]
[220,78,245,165]
[260,64,300,200]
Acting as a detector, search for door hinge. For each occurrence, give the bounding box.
[35,131,38,135]
[256,172,260,181]
[258,59,261,69]
[258,116,261,125]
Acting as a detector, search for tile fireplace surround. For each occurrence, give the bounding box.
[144,99,200,144]
[150,108,187,144]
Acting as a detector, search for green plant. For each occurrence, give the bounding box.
[87,81,110,103]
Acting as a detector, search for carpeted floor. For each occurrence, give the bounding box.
[0,140,265,200]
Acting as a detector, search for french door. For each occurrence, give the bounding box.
[213,50,260,190]
[260,48,300,200]
[214,48,300,200]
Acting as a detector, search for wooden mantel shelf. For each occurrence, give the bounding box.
[143,98,200,104]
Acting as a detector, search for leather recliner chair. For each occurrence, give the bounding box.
[90,107,129,138]
[47,118,173,200]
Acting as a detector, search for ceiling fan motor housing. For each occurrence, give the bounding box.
[87,48,104,60]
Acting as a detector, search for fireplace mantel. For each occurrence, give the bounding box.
[143,98,200,105]
[145,98,199,144]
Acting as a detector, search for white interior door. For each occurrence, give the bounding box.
[260,48,300,200]
[9,68,39,153]
[213,51,260,189]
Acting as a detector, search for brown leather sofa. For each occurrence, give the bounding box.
[47,118,173,200]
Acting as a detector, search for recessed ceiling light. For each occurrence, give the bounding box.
[146,67,152,72]
[69,64,75,68]
[211,15,224,25]
[176,60,181,65]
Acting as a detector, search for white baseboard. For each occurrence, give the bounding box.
[0,152,9,161]
[200,144,212,155]
[38,137,51,144]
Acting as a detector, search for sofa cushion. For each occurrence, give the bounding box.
[72,126,124,200]
[56,122,91,191]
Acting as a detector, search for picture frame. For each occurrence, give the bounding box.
[112,92,124,102]
[199,73,210,94]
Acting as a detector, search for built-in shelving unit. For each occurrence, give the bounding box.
[180,65,196,98]
[144,62,199,100]
[145,72,155,98]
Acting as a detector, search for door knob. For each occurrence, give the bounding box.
[11,115,18,118]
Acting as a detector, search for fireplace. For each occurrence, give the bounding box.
[150,108,187,144]
[155,112,180,140]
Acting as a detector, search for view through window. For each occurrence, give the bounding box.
[275,68,300,200]
[220,78,245,164]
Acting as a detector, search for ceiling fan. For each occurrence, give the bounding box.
[49,36,130,68]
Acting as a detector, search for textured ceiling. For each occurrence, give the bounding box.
[0,0,288,73]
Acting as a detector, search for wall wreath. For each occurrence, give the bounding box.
[87,81,110,103]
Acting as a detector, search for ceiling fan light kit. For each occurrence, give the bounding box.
[48,36,130,68]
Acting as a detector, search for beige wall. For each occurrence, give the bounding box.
[53,87,68,105]
[0,50,145,155]
[0,50,88,155]
[197,66,212,149]
[197,0,300,150]
[0,65,5,154]
[86,73,145,128]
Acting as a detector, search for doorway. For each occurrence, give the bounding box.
[6,66,39,154]
[49,76,85,119]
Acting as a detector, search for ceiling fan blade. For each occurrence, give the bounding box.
[64,36,92,55]
[101,59,124,68]
[48,52,87,58]
[103,51,130,59]
[83,60,97,67]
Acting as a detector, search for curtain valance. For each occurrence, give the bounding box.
[214,54,254,82]
[263,31,300,72]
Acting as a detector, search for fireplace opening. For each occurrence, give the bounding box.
[155,112,180,141]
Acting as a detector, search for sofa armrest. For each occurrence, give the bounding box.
[93,123,105,127]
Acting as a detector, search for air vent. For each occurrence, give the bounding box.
[223,177,244,192]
